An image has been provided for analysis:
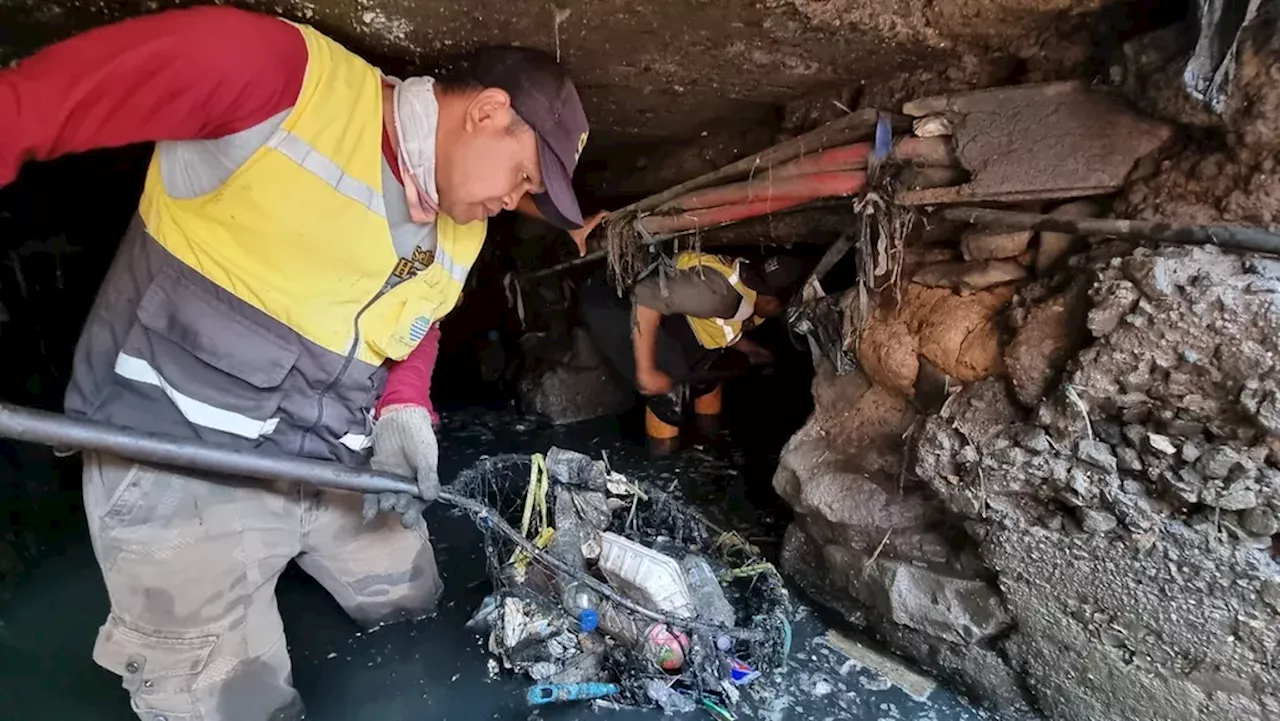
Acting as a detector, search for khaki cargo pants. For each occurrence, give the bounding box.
[82,452,443,721]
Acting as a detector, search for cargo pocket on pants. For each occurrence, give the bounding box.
[93,614,219,721]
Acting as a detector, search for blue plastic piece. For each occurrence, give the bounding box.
[728,658,760,686]
[578,609,599,633]
[873,113,892,162]
[527,682,622,705]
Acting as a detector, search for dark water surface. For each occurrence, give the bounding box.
[0,400,999,721]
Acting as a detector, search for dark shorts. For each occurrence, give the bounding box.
[577,272,717,393]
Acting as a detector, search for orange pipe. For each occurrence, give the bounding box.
[635,136,952,235]
[764,136,953,178]
[661,171,867,212]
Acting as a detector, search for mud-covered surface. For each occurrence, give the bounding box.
[516,327,634,425]
[775,362,1036,718]
[917,81,1174,203]
[781,240,1280,721]
[1119,13,1280,226]
[0,408,1004,721]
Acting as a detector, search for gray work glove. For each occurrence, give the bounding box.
[364,405,440,528]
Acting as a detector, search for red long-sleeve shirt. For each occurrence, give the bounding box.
[0,5,435,416]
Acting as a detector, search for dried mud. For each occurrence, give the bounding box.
[857,284,1013,398]
[1120,14,1280,226]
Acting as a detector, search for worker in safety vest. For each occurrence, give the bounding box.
[0,6,603,720]
[579,250,806,447]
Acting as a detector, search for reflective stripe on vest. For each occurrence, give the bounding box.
[673,251,759,349]
[137,20,487,368]
[114,354,281,440]
[264,128,387,218]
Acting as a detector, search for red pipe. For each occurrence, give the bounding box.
[768,136,954,178]
[637,135,952,235]
[662,171,867,212]
[769,143,872,178]
[639,195,820,235]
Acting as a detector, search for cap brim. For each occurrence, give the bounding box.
[534,134,584,230]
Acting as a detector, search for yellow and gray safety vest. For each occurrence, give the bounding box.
[674,251,762,350]
[64,22,487,465]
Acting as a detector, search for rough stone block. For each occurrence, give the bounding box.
[864,561,1012,645]
[517,329,633,424]
[961,230,1033,261]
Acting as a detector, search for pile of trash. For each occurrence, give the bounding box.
[449,448,793,716]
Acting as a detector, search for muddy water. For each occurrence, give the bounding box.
[0,403,998,720]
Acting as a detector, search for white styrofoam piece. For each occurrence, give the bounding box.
[597,532,695,618]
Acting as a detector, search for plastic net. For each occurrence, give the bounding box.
[446,449,793,712]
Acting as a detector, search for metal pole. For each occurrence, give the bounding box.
[939,206,1280,256]
[0,402,767,639]
[0,401,420,497]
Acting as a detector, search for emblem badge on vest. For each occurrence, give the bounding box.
[393,245,436,281]
[409,316,431,344]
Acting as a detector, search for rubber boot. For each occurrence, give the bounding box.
[692,384,723,443]
[645,407,681,457]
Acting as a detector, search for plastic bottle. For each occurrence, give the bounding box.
[561,581,602,633]
[545,446,609,490]
[681,555,736,627]
[593,598,643,644]
[591,599,688,671]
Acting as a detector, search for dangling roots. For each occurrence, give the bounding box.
[604,211,708,294]
[846,173,918,353]
[604,210,650,292]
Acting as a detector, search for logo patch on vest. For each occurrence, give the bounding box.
[393,246,437,281]
[408,316,431,344]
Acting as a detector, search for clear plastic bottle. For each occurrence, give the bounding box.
[681,555,736,627]
[561,581,601,633]
[564,583,688,670]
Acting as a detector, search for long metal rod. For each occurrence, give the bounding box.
[0,401,765,639]
[939,206,1280,256]
[442,482,765,640]
[514,204,855,283]
[0,401,420,497]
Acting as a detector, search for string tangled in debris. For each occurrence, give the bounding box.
[602,209,710,295]
[846,168,918,354]
[604,210,649,292]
